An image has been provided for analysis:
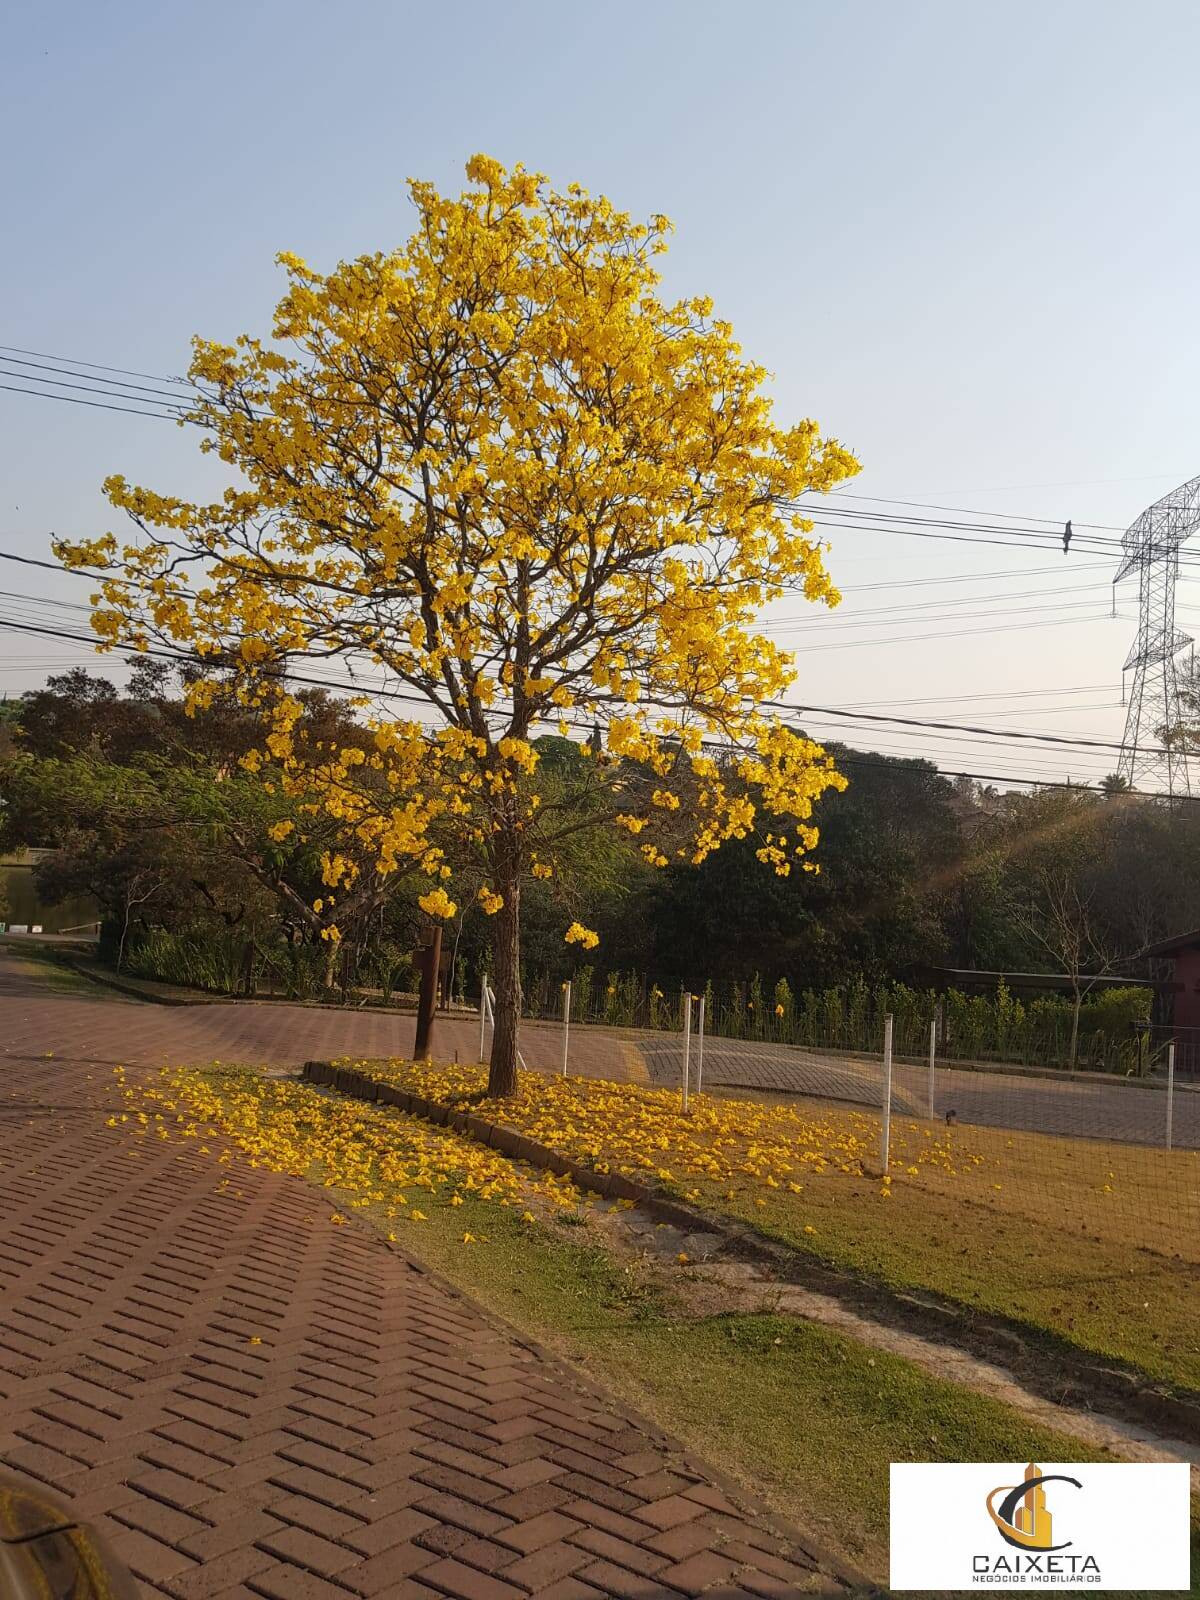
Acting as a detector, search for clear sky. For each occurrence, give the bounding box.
[3,0,1199,789]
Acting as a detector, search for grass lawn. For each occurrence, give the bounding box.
[346,1057,1200,1394]
[371,1186,1148,1578]
[120,1063,1199,1586]
[0,942,107,996]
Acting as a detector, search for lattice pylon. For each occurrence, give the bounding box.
[1114,476,1200,797]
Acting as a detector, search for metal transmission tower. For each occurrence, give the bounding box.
[1114,473,1200,795]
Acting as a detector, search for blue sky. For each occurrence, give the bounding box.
[3,0,1199,786]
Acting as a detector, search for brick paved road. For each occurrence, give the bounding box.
[6,946,1193,1148]
[0,953,849,1598]
[0,952,642,1082]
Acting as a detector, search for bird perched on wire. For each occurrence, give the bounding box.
[1063,519,1073,554]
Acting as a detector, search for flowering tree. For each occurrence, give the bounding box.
[59,155,857,1094]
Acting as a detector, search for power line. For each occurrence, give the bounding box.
[0,343,193,388]
[798,500,1125,545]
[0,550,72,574]
[2,339,1196,572]
[840,682,1113,707]
[759,595,1116,634]
[848,561,1113,591]
[0,342,1178,555]
[0,354,200,409]
[784,614,1130,653]
[2,616,1188,799]
[0,342,1145,538]
[818,490,1124,532]
[0,381,191,424]
[0,613,1174,757]
[0,368,193,413]
[768,698,1153,755]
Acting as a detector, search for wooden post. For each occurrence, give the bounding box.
[681,992,692,1114]
[413,926,442,1060]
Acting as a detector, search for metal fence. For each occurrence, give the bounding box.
[519,971,1155,1076]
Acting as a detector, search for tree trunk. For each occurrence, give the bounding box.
[487,876,522,1097]
[117,896,132,973]
[1069,984,1082,1069]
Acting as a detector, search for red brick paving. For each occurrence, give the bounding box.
[0,947,639,1082]
[0,953,850,1597]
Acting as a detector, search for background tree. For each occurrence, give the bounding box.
[985,789,1126,1065]
[643,751,961,987]
[59,154,858,1093]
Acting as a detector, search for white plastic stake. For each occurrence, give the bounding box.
[480,982,528,1073]
[479,971,489,1062]
[880,1012,894,1176]
[695,994,706,1096]
[1166,1041,1175,1151]
[561,980,572,1077]
[928,1016,937,1119]
[681,991,692,1114]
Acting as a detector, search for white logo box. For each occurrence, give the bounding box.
[890,1462,1190,1591]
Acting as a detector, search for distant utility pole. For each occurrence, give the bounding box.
[1114,474,1200,797]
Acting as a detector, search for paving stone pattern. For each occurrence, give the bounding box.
[0,956,849,1598]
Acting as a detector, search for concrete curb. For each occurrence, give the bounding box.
[303,1058,1200,1447]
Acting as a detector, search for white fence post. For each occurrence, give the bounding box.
[928,1016,937,1119]
[1166,1041,1176,1151]
[880,1012,894,1176]
[561,980,572,1077]
[481,982,528,1075]
[681,991,692,1114]
[478,971,489,1062]
[695,994,706,1096]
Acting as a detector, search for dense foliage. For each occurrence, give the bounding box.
[3,667,1198,1071]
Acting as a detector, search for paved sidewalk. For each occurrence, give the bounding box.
[0,956,849,1598]
[0,951,642,1082]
